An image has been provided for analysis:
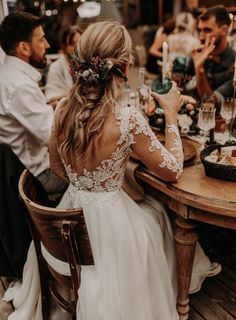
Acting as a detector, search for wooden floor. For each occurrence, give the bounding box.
[189,225,236,320]
[0,225,235,320]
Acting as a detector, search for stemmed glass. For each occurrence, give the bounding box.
[220,99,235,143]
[197,107,216,150]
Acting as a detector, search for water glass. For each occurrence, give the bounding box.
[220,99,235,142]
[122,87,131,107]
[197,107,216,149]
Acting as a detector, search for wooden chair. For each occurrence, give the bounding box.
[18,169,94,319]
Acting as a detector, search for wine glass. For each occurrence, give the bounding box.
[220,99,235,143]
[197,107,216,150]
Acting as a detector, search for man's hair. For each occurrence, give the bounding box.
[0,12,43,55]
[199,5,231,27]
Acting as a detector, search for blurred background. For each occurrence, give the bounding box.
[0,0,235,53]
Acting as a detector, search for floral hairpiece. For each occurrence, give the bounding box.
[68,52,127,85]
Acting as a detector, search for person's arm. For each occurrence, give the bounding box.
[149,33,167,58]
[49,99,69,182]
[49,127,69,183]
[130,85,184,182]
[195,68,214,97]
[11,83,54,145]
[47,95,67,110]
[191,35,216,97]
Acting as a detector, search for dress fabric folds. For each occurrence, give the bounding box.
[59,188,179,320]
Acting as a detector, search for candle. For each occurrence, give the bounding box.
[233,58,236,88]
[162,42,168,81]
[234,58,236,82]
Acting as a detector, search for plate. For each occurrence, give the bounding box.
[182,141,196,163]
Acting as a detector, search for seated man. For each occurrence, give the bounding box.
[185,5,236,115]
[0,12,66,194]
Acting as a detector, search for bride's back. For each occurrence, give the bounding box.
[52,21,133,185]
[61,110,123,174]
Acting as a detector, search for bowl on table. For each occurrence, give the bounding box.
[200,142,236,182]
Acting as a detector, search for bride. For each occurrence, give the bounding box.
[3,21,218,320]
[49,20,182,320]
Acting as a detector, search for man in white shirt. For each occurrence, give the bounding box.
[0,12,66,194]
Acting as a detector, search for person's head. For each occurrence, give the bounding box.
[55,21,133,162]
[185,0,199,11]
[61,25,81,55]
[0,12,50,68]
[198,6,231,50]
[163,18,176,35]
[175,12,195,33]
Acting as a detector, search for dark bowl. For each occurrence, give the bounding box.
[200,142,236,182]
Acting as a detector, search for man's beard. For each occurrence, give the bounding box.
[201,34,223,49]
[29,52,47,69]
[213,35,223,48]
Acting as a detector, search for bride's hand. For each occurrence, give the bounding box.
[151,82,183,115]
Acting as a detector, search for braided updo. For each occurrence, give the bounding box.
[54,21,133,163]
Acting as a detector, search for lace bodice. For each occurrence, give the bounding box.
[62,106,183,192]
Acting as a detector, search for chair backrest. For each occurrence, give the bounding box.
[0,143,31,278]
[18,169,94,318]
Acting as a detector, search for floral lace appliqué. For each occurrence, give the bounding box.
[62,106,183,191]
[125,108,183,179]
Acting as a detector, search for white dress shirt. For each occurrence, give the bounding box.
[0,55,54,176]
[0,47,5,65]
[45,54,73,101]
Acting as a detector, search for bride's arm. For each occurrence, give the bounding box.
[130,85,183,182]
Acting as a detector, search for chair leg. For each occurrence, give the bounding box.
[38,262,51,320]
[41,291,51,320]
[0,277,6,291]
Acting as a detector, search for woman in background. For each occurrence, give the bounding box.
[146,17,176,75]
[45,25,81,101]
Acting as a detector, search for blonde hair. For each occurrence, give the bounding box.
[54,21,132,164]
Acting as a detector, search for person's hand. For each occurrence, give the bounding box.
[151,81,183,115]
[47,95,66,110]
[192,34,215,72]
[182,94,196,111]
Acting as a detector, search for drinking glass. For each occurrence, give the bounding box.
[122,87,131,107]
[197,107,216,150]
[220,99,235,142]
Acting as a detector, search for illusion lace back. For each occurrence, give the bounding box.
[62,105,183,194]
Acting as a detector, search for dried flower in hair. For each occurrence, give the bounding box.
[80,68,99,84]
[68,53,127,85]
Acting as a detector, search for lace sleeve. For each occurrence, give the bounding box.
[127,108,183,182]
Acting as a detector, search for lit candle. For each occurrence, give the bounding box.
[162,42,168,81]
[234,58,236,81]
[233,58,236,87]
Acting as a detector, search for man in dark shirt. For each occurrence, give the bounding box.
[186,6,235,102]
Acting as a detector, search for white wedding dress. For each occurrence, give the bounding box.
[4,105,185,320]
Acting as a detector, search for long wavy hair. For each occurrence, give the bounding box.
[54,21,133,165]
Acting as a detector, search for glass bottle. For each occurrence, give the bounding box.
[137,67,149,114]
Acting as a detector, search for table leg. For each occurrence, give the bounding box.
[174,217,198,320]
